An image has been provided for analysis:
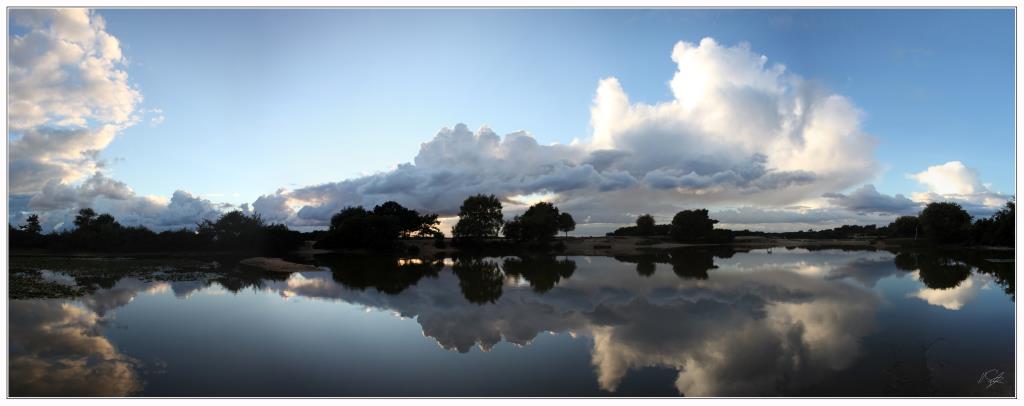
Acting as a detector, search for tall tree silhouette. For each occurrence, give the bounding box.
[670,209,717,242]
[73,208,97,229]
[558,212,575,238]
[453,194,504,240]
[636,214,656,236]
[19,214,41,235]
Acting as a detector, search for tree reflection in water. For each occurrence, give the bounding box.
[450,256,504,304]
[317,254,444,295]
[311,254,581,304]
[501,256,576,293]
[890,247,1014,298]
[615,246,742,280]
[7,246,1014,397]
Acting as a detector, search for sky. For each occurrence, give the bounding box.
[6,8,1017,234]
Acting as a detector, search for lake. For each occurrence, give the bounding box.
[8,246,1015,397]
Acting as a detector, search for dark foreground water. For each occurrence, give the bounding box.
[8,246,1015,397]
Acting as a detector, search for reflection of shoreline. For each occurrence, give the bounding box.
[9,247,1013,397]
[268,252,887,395]
[403,235,884,258]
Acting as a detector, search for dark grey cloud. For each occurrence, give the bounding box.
[823,184,921,215]
[27,172,133,212]
[252,190,293,223]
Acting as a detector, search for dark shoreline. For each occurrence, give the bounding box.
[8,235,1014,260]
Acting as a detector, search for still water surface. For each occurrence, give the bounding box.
[9,247,1015,397]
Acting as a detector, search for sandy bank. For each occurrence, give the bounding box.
[240,257,322,273]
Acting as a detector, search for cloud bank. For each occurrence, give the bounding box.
[255,38,884,229]
[823,184,920,215]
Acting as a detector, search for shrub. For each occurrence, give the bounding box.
[918,202,972,243]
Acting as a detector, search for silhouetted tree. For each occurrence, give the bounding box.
[316,206,401,250]
[11,214,47,249]
[198,211,266,248]
[502,216,523,241]
[504,202,562,242]
[918,202,972,243]
[452,194,504,240]
[330,207,369,231]
[557,212,575,238]
[670,209,718,242]
[971,199,1014,247]
[888,216,920,238]
[433,232,447,249]
[372,201,440,238]
[19,214,41,235]
[261,223,305,253]
[14,207,300,253]
[520,202,560,241]
[73,208,97,229]
[195,210,303,253]
[608,223,672,237]
[636,214,656,236]
[94,213,120,229]
[992,200,1015,246]
[418,213,442,237]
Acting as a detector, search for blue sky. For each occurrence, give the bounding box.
[97,9,1014,202]
[7,8,1016,232]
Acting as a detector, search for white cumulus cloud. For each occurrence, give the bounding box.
[7,9,226,232]
[267,37,880,230]
[8,9,142,194]
[908,161,1010,215]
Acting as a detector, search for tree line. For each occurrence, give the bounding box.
[608,200,1013,247]
[313,201,442,250]
[451,194,575,242]
[9,196,1014,253]
[607,209,735,243]
[754,200,1014,247]
[9,208,304,253]
[884,200,1014,246]
[9,194,579,253]
[314,194,576,251]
